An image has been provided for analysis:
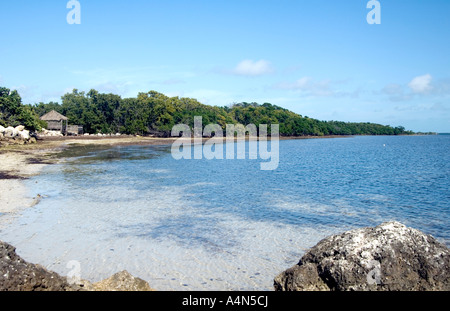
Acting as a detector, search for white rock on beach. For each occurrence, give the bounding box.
[37,128,64,137]
[19,130,30,140]
[0,126,36,144]
[4,127,18,138]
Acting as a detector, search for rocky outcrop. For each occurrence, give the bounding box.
[0,240,79,291]
[0,125,36,146]
[90,270,154,291]
[274,222,450,291]
[0,240,154,291]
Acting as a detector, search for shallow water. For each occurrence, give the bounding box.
[0,135,449,290]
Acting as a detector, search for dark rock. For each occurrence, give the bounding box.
[0,240,154,291]
[274,222,450,291]
[0,240,81,291]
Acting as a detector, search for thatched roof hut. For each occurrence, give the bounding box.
[40,110,68,133]
[39,110,83,136]
[40,110,68,122]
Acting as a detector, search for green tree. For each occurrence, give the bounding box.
[0,87,43,131]
[23,88,414,137]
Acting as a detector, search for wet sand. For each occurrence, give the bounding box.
[0,149,53,214]
[0,136,179,215]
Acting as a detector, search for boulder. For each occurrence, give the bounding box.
[15,125,25,132]
[18,129,30,140]
[4,127,17,138]
[0,240,80,291]
[274,222,450,291]
[0,125,5,133]
[0,240,155,291]
[91,270,154,291]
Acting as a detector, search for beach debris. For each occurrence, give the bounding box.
[31,194,43,207]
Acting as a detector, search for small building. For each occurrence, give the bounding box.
[40,110,83,136]
[40,110,68,133]
[67,125,84,136]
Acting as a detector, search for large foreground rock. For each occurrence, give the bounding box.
[0,240,79,291]
[0,240,154,291]
[274,222,450,291]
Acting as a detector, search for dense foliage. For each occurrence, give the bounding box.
[0,87,45,131]
[2,87,414,136]
[226,102,411,136]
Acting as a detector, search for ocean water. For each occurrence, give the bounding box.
[0,135,449,290]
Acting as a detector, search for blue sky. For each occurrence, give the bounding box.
[1,0,449,132]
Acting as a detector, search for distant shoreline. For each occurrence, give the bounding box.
[0,133,436,216]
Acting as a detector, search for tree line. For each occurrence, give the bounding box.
[1,86,414,136]
[0,87,46,131]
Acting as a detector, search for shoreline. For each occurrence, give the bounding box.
[0,133,422,216]
[0,133,402,216]
[0,136,182,216]
[0,146,58,215]
[1,135,448,291]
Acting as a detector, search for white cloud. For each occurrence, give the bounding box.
[379,83,412,102]
[381,74,450,101]
[231,59,274,77]
[183,89,231,105]
[94,81,133,95]
[408,74,433,94]
[274,77,335,97]
[288,77,312,90]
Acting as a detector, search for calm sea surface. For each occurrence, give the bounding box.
[1,135,449,290]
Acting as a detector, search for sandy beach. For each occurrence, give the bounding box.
[0,147,55,214]
[0,136,180,216]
